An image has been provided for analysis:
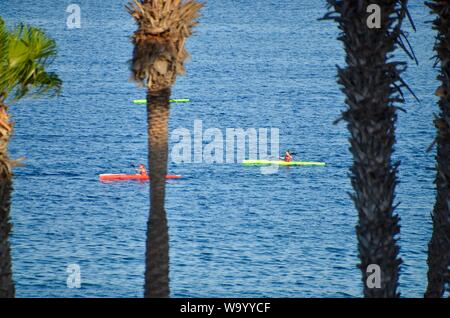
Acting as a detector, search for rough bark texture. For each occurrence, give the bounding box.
[144,88,171,298]
[0,101,15,298]
[425,0,450,299]
[325,0,411,297]
[127,0,203,91]
[128,0,202,298]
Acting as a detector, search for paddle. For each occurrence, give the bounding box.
[133,98,190,104]
[279,151,298,161]
[131,162,145,173]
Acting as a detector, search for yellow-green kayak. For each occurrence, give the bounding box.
[242,160,326,166]
[133,98,190,104]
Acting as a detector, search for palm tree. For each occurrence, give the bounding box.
[323,1,415,297]
[424,0,450,298]
[0,17,61,298]
[126,0,203,298]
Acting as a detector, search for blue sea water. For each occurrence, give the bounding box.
[0,1,439,297]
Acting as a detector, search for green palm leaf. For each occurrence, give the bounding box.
[0,17,10,97]
[0,19,62,102]
[0,17,62,298]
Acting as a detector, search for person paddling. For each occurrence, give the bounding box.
[137,164,148,176]
[281,150,293,162]
[284,150,293,162]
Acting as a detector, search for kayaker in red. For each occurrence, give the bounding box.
[283,150,293,162]
[137,164,148,176]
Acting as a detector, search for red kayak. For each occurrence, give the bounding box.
[99,174,182,182]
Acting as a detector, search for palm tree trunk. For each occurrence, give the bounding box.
[144,87,171,298]
[325,1,410,297]
[425,0,450,299]
[0,101,15,298]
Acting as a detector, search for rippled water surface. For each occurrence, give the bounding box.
[1,1,438,297]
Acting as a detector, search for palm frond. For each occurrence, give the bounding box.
[0,17,10,99]
[127,0,203,90]
[0,20,62,102]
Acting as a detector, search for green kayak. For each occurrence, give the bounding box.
[242,160,326,166]
[133,98,190,104]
